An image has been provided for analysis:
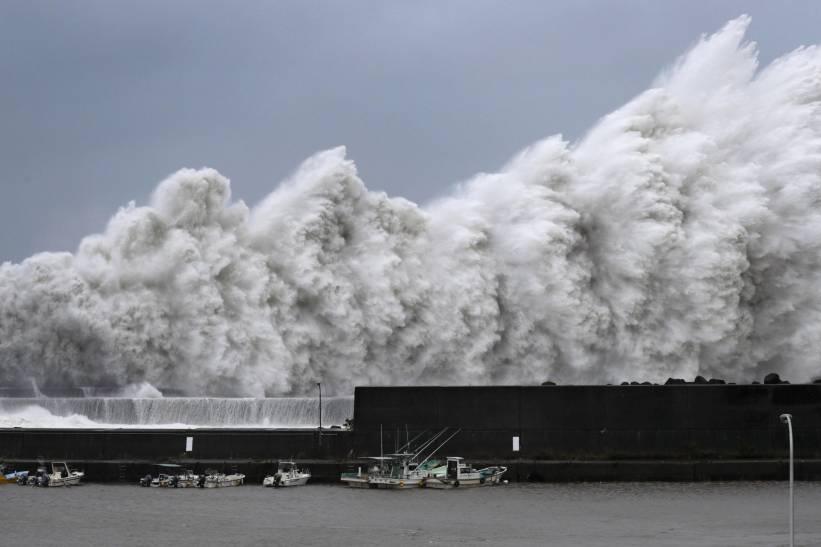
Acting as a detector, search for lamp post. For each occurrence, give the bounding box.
[780,413,794,547]
[317,382,322,446]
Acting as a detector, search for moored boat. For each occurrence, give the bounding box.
[339,465,373,489]
[21,462,84,487]
[340,457,391,489]
[424,457,507,488]
[263,461,310,487]
[341,427,458,489]
[202,470,245,488]
[141,464,200,488]
[0,464,28,485]
[368,454,441,489]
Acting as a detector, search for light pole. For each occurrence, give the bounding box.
[780,413,794,547]
[317,382,322,446]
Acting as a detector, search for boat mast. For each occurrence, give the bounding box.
[397,429,429,455]
[416,428,462,468]
[316,382,322,446]
[409,427,449,462]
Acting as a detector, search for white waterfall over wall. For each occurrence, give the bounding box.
[0,397,354,428]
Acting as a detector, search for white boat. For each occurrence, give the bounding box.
[341,457,390,489]
[1,463,28,485]
[368,454,435,489]
[25,462,84,487]
[141,464,200,488]
[203,471,245,488]
[424,457,507,488]
[339,465,372,489]
[341,428,457,489]
[263,461,310,487]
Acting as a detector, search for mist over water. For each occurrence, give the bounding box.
[2,16,821,396]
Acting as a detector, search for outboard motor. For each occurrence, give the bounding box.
[274,473,282,487]
[140,474,152,487]
[197,474,206,488]
[37,473,49,487]
[169,475,179,488]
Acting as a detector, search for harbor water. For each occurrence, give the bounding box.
[3,482,820,546]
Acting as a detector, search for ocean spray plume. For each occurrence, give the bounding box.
[2,16,821,395]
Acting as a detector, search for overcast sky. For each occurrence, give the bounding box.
[1,1,819,262]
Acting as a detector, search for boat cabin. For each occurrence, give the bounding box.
[367,456,394,474]
[50,462,71,478]
[445,457,476,479]
[277,461,296,473]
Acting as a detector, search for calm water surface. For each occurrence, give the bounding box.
[2,482,819,546]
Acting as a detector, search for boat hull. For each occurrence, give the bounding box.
[369,477,423,489]
[152,480,199,488]
[340,476,372,489]
[263,474,310,487]
[47,473,83,487]
[424,477,483,489]
[204,474,245,488]
[425,467,506,489]
[0,473,27,485]
[277,475,309,487]
[149,475,199,488]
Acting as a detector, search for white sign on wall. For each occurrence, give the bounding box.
[185,436,193,452]
[512,436,520,452]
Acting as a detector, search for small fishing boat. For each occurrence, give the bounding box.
[263,461,310,487]
[341,427,458,489]
[0,464,28,485]
[368,454,438,489]
[140,464,199,488]
[202,470,245,488]
[424,457,507,488]
[341,456,399,489]
[22,462,84,487]
[339,461,376,489]
[48,462,85,487]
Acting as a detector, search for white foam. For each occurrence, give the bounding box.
[0,405,107,429]
[2,16,820,393]
[0,397,354,429]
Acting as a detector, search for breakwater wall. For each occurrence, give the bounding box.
[1,384,820,481]
[0,429,355,483]
[353,385,821,460]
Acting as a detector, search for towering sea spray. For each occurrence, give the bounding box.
[2,16,821,395]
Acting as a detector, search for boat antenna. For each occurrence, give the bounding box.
[410,427,449,462]
[380,424,383,461]
[316,382,322,446]
[417,428,461,468]
[396,429,429,454]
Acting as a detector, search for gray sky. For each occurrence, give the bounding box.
[1,1,819,262]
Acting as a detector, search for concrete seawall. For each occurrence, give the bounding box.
[2,384,819,482]
[353,385,821,460]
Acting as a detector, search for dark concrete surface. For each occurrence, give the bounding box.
[2,384,819,482]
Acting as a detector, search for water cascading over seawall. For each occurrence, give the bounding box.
[0,397,353,428]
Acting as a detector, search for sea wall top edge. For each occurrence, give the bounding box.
[354,383,821,391]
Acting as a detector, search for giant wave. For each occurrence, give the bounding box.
[2,16,821,396]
